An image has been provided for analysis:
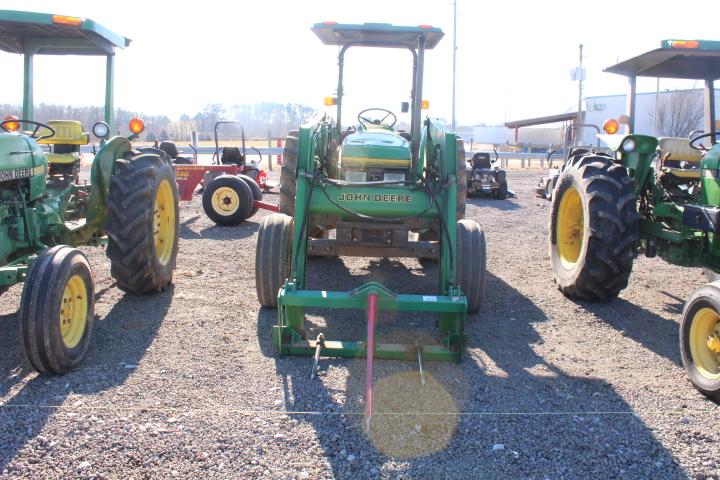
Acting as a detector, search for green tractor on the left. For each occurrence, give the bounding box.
[0,11,179,374]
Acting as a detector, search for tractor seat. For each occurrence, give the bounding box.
[37,120,89,165]
[339,130,411,169]
[658,137,703,179]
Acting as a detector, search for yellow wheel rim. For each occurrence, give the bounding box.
[154,179,176,266]
[60,274,88,349]
[556,186,584,268]
[212,186,240,216]
[689,307,720,380]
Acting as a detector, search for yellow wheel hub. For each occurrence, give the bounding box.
[556,186,584,268]
[690,307,720,380]
[60,274,88,349]
[154,179,176,266]
[212,187,240,216]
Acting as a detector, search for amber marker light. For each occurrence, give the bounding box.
[128,117,145,135]
[324,96,337,106]
[52,15,83,26]
[603,119,620,134]
[669,40,699,49]
[418,25,434,29]
[421,100,430,110]
[3,115,20,132]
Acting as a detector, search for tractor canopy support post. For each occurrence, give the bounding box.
[626,75,637,134]
[105,55,115,134]
[705,79,716,145]
[411,35,426,163]
[336,46,349,131]
[22,52,34,120]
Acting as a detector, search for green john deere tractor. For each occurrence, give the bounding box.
[549,39,720,399]
[255,22,484,427]
[0,11,179,374]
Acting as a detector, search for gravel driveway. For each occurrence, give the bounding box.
[1,170,719,479]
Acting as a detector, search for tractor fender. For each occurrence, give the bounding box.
[86,136,132,227]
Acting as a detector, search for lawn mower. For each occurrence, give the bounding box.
[467,149,508,199]
[0,10,179,374]
[255,22,485,429]
[548,39,720,399]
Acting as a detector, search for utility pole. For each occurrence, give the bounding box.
[451,0,457,131]
[576,43,583,146]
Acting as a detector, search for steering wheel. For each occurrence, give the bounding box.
[357,108,397,128]
[1,119,56,141]
[689,131,719,151]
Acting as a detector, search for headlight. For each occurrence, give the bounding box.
[622,137,637,152]
[92,121,109,139]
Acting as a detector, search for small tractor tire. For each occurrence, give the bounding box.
[456,219,486,314]
[495,181,508,200]
[279,130,299,216]
[158,141,179,159]
[544,178,554,200]
[680,281,720,400]
[256,213,294,308]
[202,174,253,226]
[550,153,638,300]
[106,152,179,295]
[456,138,466,220]
[238,173,262,218]
[19,246,95,374]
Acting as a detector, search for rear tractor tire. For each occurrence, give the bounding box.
[256,213,294,308]
[202,174,254,226]
[19,246,95,374]
[279,130,299,216]
[680,282,720,400]
[456,138,466,220]
[456,219,486,314]
[550,153,638,300]
[106,152,179,295]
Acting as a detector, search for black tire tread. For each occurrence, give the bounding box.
[106,152,179,295]
[279,131,299,216]
[456,219,486,314]
[202,174,253,226]
[19,246,95,374]
[256,213,293,308]
[551,154,638,300]
[456,138,466,221]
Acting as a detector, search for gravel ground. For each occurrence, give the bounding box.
[1,170,719,479]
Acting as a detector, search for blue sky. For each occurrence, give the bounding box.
[0,0,716,126]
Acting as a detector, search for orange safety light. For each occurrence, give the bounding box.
[324,96,337,106]
[421,100,430,110]
[322,21,338,25]
[52,15,83,26]
[128,117,145,135]
[418,25,433,29]
[603,118,620,134]
[3,115,20,132]
[669,40,699,49]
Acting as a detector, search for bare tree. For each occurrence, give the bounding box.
[656,90,703,137]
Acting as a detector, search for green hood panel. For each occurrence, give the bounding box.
[340,131,411,169]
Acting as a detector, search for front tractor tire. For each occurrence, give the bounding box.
[680,282,720,400]
[550,154,638,300]
[106,152,179,295]
[456,219,486,314]
[19,246,95,374]
[202,174,254,226]
[256,213,293,308]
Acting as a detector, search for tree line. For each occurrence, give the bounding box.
[0,102,316,141]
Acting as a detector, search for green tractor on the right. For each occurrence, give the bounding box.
[549,40,720,399]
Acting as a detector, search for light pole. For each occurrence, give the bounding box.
[451,0,457,131]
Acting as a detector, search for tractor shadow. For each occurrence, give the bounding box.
[0,286,172,473]
[257,263,684,478]
[467,196,521,211]
[576,296,682,367]
[179,219,260,241]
